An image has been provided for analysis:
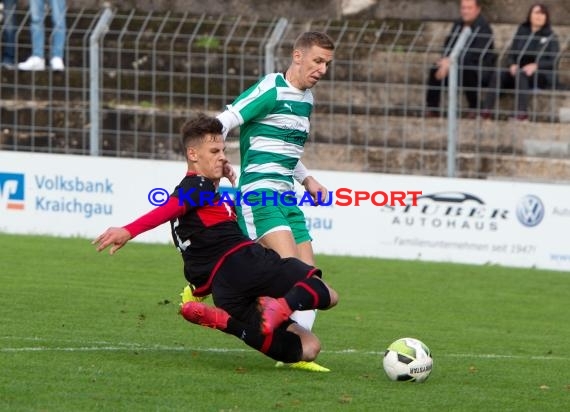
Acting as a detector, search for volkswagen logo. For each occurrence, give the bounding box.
[516,195,545,227]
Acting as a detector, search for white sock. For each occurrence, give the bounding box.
[290,309,317,331]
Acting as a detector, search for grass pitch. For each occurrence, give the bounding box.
[0,233,568,411]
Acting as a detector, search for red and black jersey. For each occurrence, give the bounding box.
[170,173,252,292]
[123,172,252,295]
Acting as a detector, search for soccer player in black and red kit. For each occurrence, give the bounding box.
[93,113,338,366]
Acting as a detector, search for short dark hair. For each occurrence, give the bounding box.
[293,31,335,52]
[180,113,223,152]
[525,3,550,27]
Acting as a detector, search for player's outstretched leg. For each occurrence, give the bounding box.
[180,301,305,364]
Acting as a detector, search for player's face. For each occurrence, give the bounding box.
[295,45,334,90]
[190,134,226,181]
[460,0,480,25]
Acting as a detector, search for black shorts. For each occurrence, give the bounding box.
[211,243,321,324]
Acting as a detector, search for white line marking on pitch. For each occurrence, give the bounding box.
[0,343,567,361]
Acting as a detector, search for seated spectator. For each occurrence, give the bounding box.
[425,0,496,118]
[481,3,560,121]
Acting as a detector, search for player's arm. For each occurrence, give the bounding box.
[217,110,241,140]
[294,161,329,206]
[93,196,186,255]
[217,77,276,139]
[218,78,277,184]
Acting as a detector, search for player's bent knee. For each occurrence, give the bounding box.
[290,323,321,361]
[301,335,321,361]
[326,286,339,308]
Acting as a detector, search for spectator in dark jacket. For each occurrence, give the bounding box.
[426,0,496,118]
[482,3,560,121]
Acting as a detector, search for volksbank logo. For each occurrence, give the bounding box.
[0,173,25,211]
[1,172,114,218]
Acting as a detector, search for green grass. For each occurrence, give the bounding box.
[0,233,568,411]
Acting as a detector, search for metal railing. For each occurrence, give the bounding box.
[447,26,472,178]
[1,7,570,182]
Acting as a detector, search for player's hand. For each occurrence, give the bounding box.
[223,160,237,187]
[302,176,329,206]
[92,227,132,255]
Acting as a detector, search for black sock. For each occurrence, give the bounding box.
[224,318,302,363]
[283,276,331,312]
[225,317,265,347]
[264,328,303,363]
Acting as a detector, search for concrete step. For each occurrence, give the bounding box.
[365,147,570,181]
[2,100,569,181]
[312,81,570,122]
[0,68,247,110]
[4,49,566,98]
[310,112,570,156]
[3,101,569,158]
[301,143,570,182]
[336,51,570,86]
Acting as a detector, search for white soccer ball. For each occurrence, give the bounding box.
[382,337,433,382]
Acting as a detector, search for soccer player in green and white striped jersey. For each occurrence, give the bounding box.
[216,31,335,372]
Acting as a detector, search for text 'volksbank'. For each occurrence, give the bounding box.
[35,175,114,218]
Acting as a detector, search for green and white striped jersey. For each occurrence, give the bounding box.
[219,72,313,193]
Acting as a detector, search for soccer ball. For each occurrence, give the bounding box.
[382,337,433,382]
